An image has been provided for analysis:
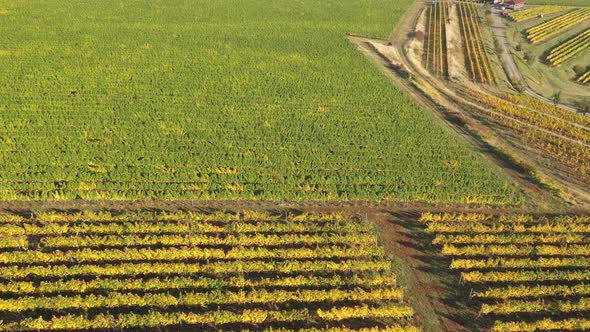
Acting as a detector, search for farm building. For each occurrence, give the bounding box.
[507,0,526,10]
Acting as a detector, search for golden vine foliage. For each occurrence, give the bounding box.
[0,210,419,331]
[423,212,590,330]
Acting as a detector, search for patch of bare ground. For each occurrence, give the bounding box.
[408,7,425,72]
[358,38,562,209]
[445,3,468,83]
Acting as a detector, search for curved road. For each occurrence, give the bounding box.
[490,7,579,113]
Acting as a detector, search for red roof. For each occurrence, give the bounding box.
[508,0,525,4]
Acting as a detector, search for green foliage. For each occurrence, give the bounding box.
[0,0,521,203]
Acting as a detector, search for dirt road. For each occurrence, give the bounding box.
[489,7,579,113]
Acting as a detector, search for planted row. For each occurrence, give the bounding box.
[422,212,590,331]
[527,8,590,43]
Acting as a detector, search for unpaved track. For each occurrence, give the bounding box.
[350,35,563,209]
[352,0,590,206]
[489,7,578,113]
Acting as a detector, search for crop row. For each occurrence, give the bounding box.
[29,210,343,223]
[0,306,418,331]
[0,274,396,296]
[451,256,590,269]
[465,91,590,181]
[527,8,590,43]
[0,221,375,237]
[422,212,590,331]
[0,306,419,332]
[0,287,405,313]
[0,245,382,265]
[547,28,590,66]
[0,183,516,203]
[426,221,590,233]
[458,2,497,84]
[481,297,590,315]
[433,233,588,245]
[578,70,590,84]
[37,233,377,249]
[423,2,448,76]
[441,244,590,257]
[421,212,590,224]
[462,269,590,283]
[472,283,590,300]
[492,318,590,331]
[510,6,573,22]
[0,257,392,280]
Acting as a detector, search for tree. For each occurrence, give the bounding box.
[552,90,562,106]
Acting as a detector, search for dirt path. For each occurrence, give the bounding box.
[351,35,565,208]
[489,7,579,113]
[347,0,590,206]
[372,210,475,332]
[490,8,523,83]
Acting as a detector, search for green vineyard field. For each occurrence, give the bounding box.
[0,0,519,203]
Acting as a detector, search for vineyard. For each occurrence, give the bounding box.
[526,8,590,44]
[423,2,449,76]
[546,28,590,66]
[421,212,590,331]
[465,91,590,183]
[578,70,590,84]
[0,0,521,203]
[457,2,497,84]
[509,5,573,22]
[0,210,419,331]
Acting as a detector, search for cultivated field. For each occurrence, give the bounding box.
[421,212,590,331]
[423,2,449,76]
[526,8,590,44]
[0,0,590,331]
[0,0,522,203]
[462,92,590,184]
[546,28,590,66]
[505,4,590,104]
[0,210,418,331]
[457,2,497,84]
